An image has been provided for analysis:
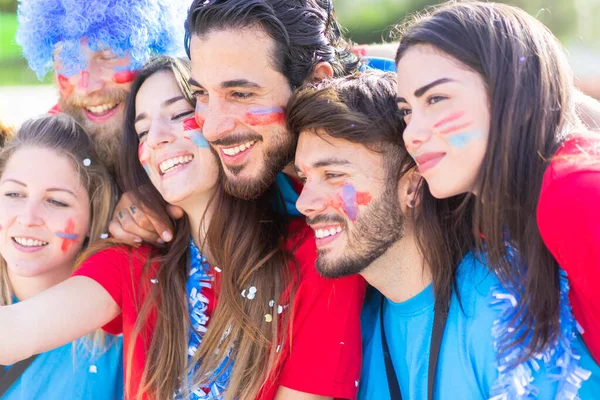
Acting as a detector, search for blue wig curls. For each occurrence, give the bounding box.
[16,0,189,79]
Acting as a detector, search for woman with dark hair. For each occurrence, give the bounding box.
[394,0,600,374]
[0,56,364,400]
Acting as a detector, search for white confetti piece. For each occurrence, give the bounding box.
[99,233,109,239]
[83,158,91,167]
[241,289,246,298]
[277,305,283,314]
[214,267,222,273]
[150,279,158,284]
[355,380,359,387]
[340,342,345,345]
[248,286,257,294]
[265,314,273,323]
[247,292,256,300]
[269,300,275,307]
[89,365,97,373]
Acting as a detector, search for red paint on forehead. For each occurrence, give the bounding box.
[60,219,76,253]
[112,70,137,84]
[243,111,285,127]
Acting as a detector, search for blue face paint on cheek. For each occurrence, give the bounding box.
[447,130,483,149]
[340,184,359,221]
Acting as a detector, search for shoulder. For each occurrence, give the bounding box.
[542,132,600,185]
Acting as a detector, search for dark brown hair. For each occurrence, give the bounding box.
[185,0,360,89]
[395,1,575,361]
[286,70,474,315]
[117,56,295,400]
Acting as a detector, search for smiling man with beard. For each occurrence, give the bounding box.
[16,0,188,175]
[288,70,600,399]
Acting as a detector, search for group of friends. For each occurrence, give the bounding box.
[0,0,599,399]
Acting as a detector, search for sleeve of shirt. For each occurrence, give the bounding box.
[537,168,600,360]
[278,230,366,399]
[72,246,136,335]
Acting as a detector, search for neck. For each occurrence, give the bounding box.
[361,229,432,303]
[179,191,216,259]
[8,263,73,301]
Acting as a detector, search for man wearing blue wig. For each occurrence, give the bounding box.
[16,0,188,175]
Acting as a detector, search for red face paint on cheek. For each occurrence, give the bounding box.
[328,184,372,222]
[243,107,286,126]
[439,122,473,135]
[57,74,75,98]
[55,219,78,253]
[112,70,137,84]
[433,111,473,135]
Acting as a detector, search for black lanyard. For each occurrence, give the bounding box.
[380,294,449,400]
[0,355,38,397]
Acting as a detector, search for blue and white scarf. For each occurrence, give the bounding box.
[175,239,233,399]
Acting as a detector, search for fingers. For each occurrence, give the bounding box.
[145,211,174,243]
[114,207,162,244]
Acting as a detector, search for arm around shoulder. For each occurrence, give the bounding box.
[0,276,119,365]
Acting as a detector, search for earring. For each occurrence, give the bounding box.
[408,200,415,208]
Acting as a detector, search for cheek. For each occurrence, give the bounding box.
[138,142,152,176]
[328,184,373,222]
[57,74,75,98]
[54,217,87,254]
[183,117,209,149]
[242,107,286,127]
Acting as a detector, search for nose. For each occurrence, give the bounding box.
[72,68,105,96]
[200,99,237,143]
[402,111,432,153]
[146,117,176,149]
[296,183,328,218]
[16,200,44,227]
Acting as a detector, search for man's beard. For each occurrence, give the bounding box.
[312,179,406,279]
[58,89,128,176]
[221,126,296,200]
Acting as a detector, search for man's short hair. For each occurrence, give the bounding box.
[185,0,360,88]
[17,0,189,79]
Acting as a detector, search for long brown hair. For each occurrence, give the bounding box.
[118,56,295,399]
[0,115,116,356]
[395,1,575,362]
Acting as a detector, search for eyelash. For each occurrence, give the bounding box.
[427,95,446,105]
[136,110,194,139]
[4,193,69,207]
[325,172,345,180]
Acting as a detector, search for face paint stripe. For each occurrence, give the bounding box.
[447,130,483,149]
[56,219,78,253]
[112,70,137,84]
[183,117,201,131]
[185,131,210,148]
[243,107,286,126]
[433,111,466,129]
[439,122,473,135]
[78,70,90,90]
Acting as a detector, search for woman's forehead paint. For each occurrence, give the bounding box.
[243,107,286,126]
[55,219,78,253]
[434,111,465,129]
[183,117,209,148]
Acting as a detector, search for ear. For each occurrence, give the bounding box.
[307,62,334,83]
[399,168,422,213]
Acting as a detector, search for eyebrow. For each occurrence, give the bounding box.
[396,78,456,103]
[134,96,187,123]
[188,77,262,90]
[1,179,77,198]
[294,158,352,173]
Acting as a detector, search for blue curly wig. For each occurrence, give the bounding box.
[16,0,189,79]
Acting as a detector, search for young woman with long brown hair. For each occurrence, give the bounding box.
[393,0,600,386]
[0,56,365,400]
[0,114,123,398]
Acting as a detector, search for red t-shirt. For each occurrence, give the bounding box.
[73,219,365,399]
[537,132,600,362]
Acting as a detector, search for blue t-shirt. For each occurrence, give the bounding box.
[3,336,124,399]
[359,252,600,399]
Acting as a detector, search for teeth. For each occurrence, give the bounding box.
[314,227,343,239]
[85,103,117,114]
[14,237,48,247]
[222,141,256,156]
[159,155,194,174]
